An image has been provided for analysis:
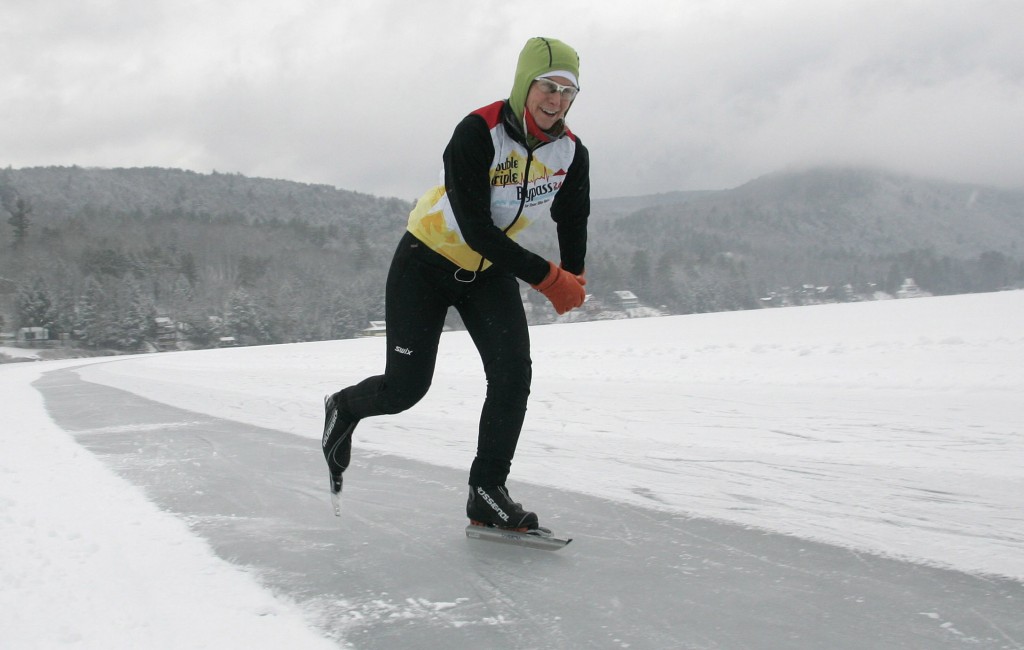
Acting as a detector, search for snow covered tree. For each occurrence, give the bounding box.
[76,278,109,346]
[116,279,156,348]
[224,288,271,345]
[77,277,155,349]
[15,276,55,330]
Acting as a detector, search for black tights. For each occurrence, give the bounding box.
[341,232,532,486]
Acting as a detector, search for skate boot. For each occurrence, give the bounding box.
[322,392,358,498]
[467,485,540,531]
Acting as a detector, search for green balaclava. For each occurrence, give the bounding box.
[509,37,581,127]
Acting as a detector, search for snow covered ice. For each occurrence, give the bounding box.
[2,290,1023,648]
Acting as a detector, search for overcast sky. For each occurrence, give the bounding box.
[3,0,1022,200]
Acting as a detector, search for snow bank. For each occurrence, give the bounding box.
[0,361,339,650]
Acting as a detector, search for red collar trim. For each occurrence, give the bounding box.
[524,110,556,143]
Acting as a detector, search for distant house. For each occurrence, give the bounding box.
[154,316,177,351]
[760,293,783,307]
[612,291,639,310]
[896,278,930,299]
[358,320,387,337]
[17,326,49,342]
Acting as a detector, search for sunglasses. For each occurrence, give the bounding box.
[533,77,579,101]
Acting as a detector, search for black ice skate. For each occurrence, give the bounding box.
[466,485,540,531]
[322,392,358,516]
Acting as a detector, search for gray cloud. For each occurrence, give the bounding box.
[3,0,1022,200]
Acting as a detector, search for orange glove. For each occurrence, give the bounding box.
[532,261,586,315]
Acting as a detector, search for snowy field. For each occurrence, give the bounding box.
[2,290,1023,648]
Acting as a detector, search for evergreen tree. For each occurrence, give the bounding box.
[114,279,155,349]
[75,277,153,349]
[15,276,54,331]
[45,262,80,339]
[169,274,196,313]
[1,181,32,249]
[330,294,362,339]
[179,252,199,287]
[224,288,271,345]
[77,278,109,347]
[5,196,32,248]
[178,306,219,347]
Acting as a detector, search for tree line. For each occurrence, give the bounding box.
[6,212,393,349]
[3,165,1023,352]
[2,168,403,350]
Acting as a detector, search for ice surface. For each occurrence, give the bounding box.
[2,290,1023,648]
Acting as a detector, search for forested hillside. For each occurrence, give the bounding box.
[1,167,408,349]
[2,165,1022,352]
[579,168,1024,313]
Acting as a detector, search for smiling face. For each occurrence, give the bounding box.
[525,75,575,131]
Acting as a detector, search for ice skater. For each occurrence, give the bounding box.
[322,37,590,531]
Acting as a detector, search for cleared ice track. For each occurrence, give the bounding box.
[35,366,1024,649]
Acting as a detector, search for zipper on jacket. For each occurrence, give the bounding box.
[504,149,534,237]
[461,148,535,281]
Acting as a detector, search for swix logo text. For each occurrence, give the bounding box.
[394,345,413,356]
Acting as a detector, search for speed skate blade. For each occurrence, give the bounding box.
[465,524,571,551]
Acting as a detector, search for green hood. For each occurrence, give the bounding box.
[509,37,580,125]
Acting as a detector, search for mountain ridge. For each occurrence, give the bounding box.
[2,164,1022,348]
